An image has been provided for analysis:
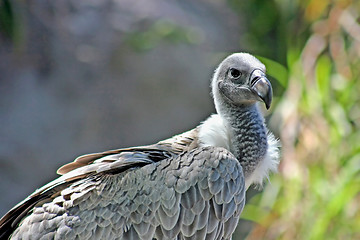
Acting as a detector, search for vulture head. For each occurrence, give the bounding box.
[212,53,273,113]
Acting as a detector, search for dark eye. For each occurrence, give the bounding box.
[229,68,241,79]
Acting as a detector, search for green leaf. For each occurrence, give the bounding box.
[240,204,269,223]
[256,55,288,87]
[316,54,332,105]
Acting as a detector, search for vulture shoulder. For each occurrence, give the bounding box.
[57,128,199,175]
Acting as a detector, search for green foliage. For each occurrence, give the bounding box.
[124,20,203,51]
[228,0,287,61]
[256,55,288,88]
[235,0,360,239]
[0,0,23,47]
[0,0,15,38]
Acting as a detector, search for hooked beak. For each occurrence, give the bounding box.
[250,69,273,109]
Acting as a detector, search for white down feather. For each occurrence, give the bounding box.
[198,114,280,189]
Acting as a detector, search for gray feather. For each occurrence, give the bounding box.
[0,53,280,240]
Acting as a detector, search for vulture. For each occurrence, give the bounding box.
[0,53,280,240]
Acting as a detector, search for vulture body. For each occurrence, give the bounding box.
[0,53,280,240]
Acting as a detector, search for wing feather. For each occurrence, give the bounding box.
[1,143,245,240]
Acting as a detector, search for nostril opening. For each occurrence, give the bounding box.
[251,76,260,86]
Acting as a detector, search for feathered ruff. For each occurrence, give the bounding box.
[198,114,280,189]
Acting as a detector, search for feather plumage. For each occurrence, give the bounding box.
[0,53,280,240]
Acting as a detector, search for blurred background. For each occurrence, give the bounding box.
[0,0,359,239]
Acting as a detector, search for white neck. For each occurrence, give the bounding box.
[198,113,280,189]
